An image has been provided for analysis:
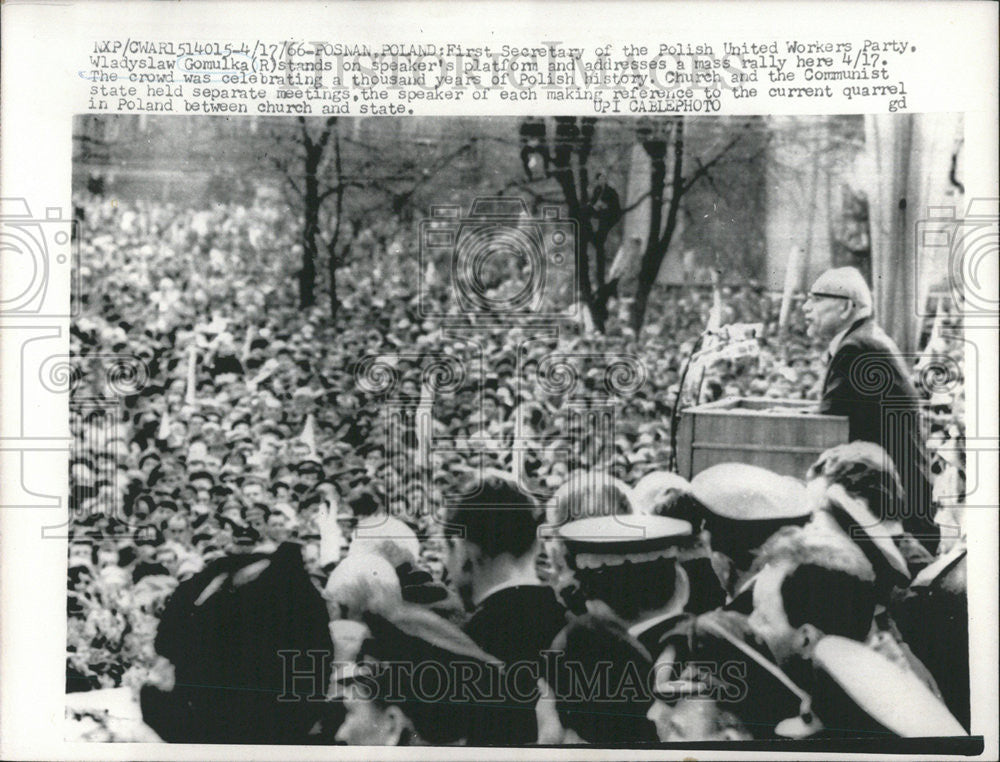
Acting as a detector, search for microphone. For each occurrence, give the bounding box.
[668,322,763,473]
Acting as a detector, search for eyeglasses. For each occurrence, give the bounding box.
[806,292,852,302]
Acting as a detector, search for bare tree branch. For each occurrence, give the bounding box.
[680,129,747,195]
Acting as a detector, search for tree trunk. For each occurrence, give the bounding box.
[548,117,606,333]
[630,128,669,332]
[327,122,345,321]
[552,153,600,332]
[577,162,605,333]
[591,232,610,329]
[300,146,320,309]
[630,118,685,333]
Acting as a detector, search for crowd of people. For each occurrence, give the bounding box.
[66,192,969,744]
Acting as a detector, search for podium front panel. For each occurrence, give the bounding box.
[676,398,849,480]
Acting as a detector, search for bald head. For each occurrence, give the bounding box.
[804,267,873,340]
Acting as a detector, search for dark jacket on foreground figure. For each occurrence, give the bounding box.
[819,316,938,551]
[141,543,333,744]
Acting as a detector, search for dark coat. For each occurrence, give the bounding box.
[463,584,567,746]
[680,556,727,616]
[632,612,692,662]
[820,317,938,550]
[141,543,333,744]
[891,549,969,731]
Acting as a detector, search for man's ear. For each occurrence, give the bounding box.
[794,623,823,657]
[840,298,856,321]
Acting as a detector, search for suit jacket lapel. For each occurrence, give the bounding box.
[821,316,872,394]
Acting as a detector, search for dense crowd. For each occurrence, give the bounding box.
[66,193,968,744]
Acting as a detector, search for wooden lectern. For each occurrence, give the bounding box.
[676,398,849,480]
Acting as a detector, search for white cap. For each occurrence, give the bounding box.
[810,267,873,313]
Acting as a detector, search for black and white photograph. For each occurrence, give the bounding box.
[59,111,977,750]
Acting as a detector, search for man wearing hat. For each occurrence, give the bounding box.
[557,513,694,659]
[806,441,935,579]
[294,459,325,491]
[542,471,635,607]
[803,266,937,551]
[131,525,170,582]
[648,610,815,741]
[690,463,812,598]
[632,470,727,615]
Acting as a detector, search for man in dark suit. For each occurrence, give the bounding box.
[444,470,568,746]
[804,267,938,551]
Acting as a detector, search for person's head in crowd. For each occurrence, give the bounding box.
[288,439,313,462]
[806,441,905,523]
[536,614,656,744]
[443,469,544,611]
[245,502,269,532]
[350,514,421,562]
[240,476,266,504]
[138,453,160,478]
[335,604,501,746]
[95,544,119,570]
[265,510,291,546]
[271,479,292,502]
[631,470,703,527]
[133,526,162,563]
[69,541,95,570]
[155,544,181,577]
[296,490,326,525]
[219,497,244,525]
[648,610,813,742]
[557,514,691,628]
[163,513,191,547]
[748,527,876,668]
[802,267,873,341]
[690,463,812,594]
[301,541,322,580]
[189,469,214,491]
[187,412,206,436]
[296,459,326,490]
[543,471,633,590]
[131,493,156,522]
[324,552,402,642]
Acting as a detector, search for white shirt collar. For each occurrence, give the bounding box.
[627,564,690,639]
[827,323,853,359]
